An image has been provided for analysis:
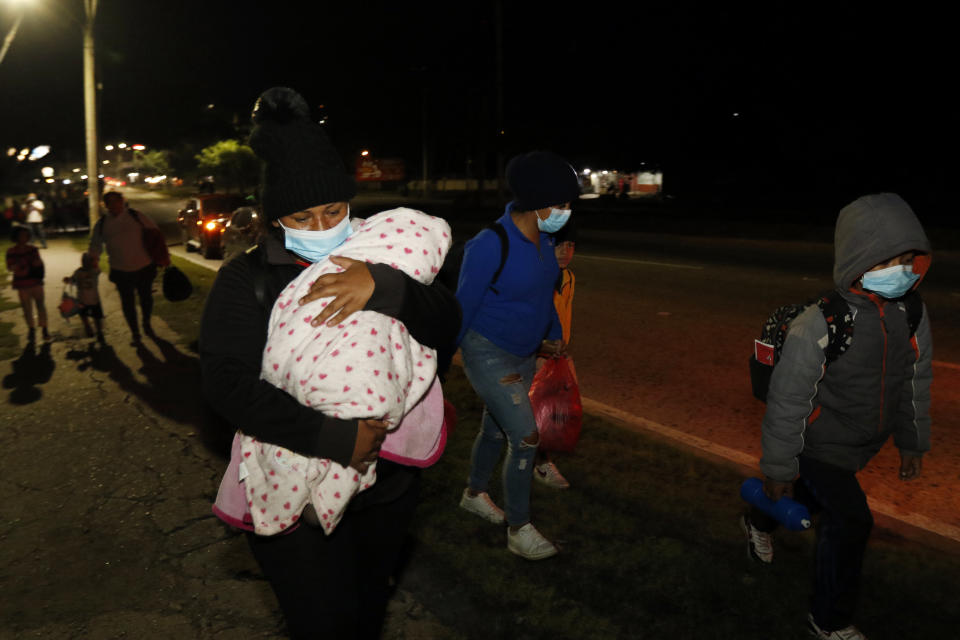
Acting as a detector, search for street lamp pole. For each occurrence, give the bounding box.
[83,0,99,232]
[0,10,23,66]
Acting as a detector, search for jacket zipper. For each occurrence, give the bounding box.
[873,294,888,434]
[854,288,889,435]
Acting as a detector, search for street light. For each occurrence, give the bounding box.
[0,0,32,67]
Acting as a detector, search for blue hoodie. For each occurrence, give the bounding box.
[455,202,562,356]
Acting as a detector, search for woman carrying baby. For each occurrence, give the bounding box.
[199,87,460,639]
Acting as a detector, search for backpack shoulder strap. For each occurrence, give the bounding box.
[817,290,855,362]
[487,221,509,293]
[128,208,144,226]
[241,244,268,311]
[488,222,509,285]
[903,290,923,336]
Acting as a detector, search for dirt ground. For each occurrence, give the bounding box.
[0,237,459,639]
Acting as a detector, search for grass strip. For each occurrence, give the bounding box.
[406,367,960,639]
[151,255,218,350]
[68,233,215,350]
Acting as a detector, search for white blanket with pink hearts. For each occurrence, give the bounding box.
[239,208,451,535]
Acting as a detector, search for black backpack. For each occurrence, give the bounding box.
[749,289,923,402]
[436,222,509,295]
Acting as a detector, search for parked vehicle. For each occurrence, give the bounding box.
[177,194,248,258]
[221,205,261,263]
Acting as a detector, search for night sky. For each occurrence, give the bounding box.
[1,1,955,212]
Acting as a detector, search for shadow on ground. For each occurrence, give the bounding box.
[63,333,234,458]
[2,339,55,404]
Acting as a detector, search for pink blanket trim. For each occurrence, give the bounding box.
[212,378,447,531]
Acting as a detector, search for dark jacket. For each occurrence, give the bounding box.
[760,193,933,481]
[199,232,460,502]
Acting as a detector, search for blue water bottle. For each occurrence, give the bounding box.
[740,477,812,531]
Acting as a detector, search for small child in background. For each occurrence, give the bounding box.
[534,221,577,489]
[6,225,49,342]
[64,252,104,341]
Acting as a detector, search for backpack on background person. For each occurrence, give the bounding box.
[748,289,923,402]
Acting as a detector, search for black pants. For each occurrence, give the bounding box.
[751,456,873,631]
[247,461,420,639]
[109,264,157,336]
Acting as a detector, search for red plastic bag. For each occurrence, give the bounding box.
[58,285,81,319]
[528,357,582,453]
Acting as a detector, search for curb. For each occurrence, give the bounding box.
[581,397,960,555]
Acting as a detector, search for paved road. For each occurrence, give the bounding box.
[118,186,960,549]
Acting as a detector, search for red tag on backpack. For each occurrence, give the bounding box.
[754,340,775,366]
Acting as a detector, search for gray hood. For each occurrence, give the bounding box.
[833,193,932,291]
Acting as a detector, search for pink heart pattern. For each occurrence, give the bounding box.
[251,207,449,534]
[238,436,379,537]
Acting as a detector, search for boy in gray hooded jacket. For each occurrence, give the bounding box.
[743,193,933,640]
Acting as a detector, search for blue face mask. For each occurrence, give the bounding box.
[861,264,920,299]
[536,207,572,233]
[279,211,353,263]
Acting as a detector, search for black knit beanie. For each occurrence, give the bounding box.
[248,87,356,221]
[505,151,580,212]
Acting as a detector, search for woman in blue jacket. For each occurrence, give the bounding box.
[455,151,579,560]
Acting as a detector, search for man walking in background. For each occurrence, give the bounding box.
[24,193,47,249]
[88,191,161,344]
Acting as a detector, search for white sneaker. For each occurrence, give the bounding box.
[806,613,868,639]
[459,489,505,524]
[534,461,570,489]
[740,513,773,564]
[507,523,559,560]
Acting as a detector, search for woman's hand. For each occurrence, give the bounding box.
[299,256,375,327]
[539,339,566,358]
[350,418,388,473]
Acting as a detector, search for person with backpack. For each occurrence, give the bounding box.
[743,193,933,640]
[88,191,162,344]
[6,225,50,342]
[455,150,579,560]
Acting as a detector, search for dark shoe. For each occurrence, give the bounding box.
[130,332,142,345]
[27,328,36,343]
[41,328,51,341]
[143,323,156,338]
[96,332,106,344]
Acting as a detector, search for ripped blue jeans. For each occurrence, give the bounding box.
[460,329,538,526]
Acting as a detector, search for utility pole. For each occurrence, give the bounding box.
[83,0,99,232]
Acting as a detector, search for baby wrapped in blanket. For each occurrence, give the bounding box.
[241,207,451,535]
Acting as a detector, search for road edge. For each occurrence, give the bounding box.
[581,397,960,555]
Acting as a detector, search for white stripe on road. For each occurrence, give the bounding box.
[577,254,704,270]
[933,360,960,371]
